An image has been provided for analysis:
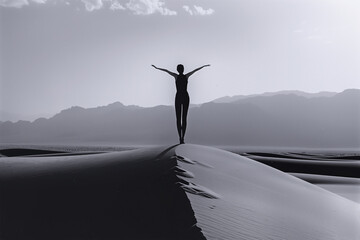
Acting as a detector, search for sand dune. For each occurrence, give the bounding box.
[175,145,360,240]
[1,146,205,240]
[241,153,360,178]
[235,151,360,204]
[0,144,359,240]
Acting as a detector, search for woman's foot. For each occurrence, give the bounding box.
[180,138,185,144]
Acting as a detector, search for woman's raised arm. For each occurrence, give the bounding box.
[151,65,177,78]
[185,64,210,78]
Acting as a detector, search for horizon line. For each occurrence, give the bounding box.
[1,88,359,124]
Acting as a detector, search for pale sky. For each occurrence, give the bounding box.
[1,0,359,121]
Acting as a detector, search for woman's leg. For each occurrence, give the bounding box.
[181,95,190,142]
[175,96,182,142]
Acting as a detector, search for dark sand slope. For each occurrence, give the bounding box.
[0,148,67,157]
[175,145,360,240]
[0,146,205,240]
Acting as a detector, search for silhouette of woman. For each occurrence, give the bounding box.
[152,64,210,144]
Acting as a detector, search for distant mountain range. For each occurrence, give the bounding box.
[1,89,359,147]
[212,90,338,103]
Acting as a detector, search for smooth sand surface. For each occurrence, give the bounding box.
[1,144,359,240]
[175,144,360,240]
[241,154,360,178]
[238,151,360,203]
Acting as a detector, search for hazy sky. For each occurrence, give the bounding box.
[1,0,359,121]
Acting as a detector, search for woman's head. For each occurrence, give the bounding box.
[177,64,184,74]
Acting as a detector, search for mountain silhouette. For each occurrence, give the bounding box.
[1,90,359,147]
[213,90,338,103]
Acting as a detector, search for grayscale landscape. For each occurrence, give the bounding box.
[1,0,359,239]
[1,89,359,239]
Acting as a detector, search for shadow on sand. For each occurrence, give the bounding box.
[0,146,206,240]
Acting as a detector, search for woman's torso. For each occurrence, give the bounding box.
[175,74,188,93]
